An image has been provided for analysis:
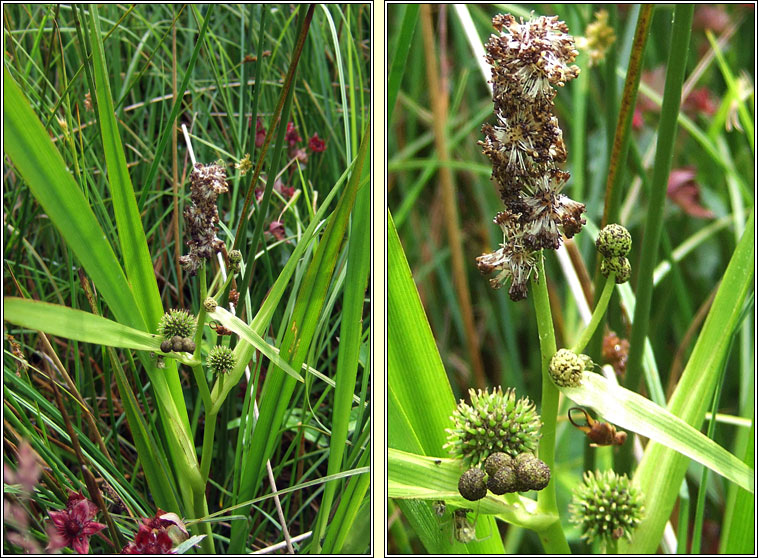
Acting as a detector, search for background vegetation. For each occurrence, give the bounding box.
[388,4,753,554]
[4,4,370,554]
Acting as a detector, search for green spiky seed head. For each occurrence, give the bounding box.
[484,452,513,477]
[570,470,645,544]
[487,465,518,495]
[158,309,196,339]
[596,224,631,258]
[228,250,242,264]
[208,345,236,375]
[444,387,542,467]
[549,348,590,387]
[514,453,551,491]
[203,297,217,312]
[601,256,631,284]
[458,467,487,501]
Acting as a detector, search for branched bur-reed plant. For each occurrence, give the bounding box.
[4,4,370,554]
[388,7,753,555]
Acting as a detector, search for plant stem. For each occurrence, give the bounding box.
[572,273,616,354]
[531,252,570,553]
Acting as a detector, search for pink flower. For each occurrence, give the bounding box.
[47,491,105,554]
[285,121,301,146]
[122,509,188,554]
[268,221,286,241]
[308,133,326,152]
[255,117,266,148]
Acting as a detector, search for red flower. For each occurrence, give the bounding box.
[47,491,106,554]
[268,220,286,241]
[255,117,266,148]
[122,524,173,554]
[308,133,326,152]
[285,121,301,146]
[122,509,187,554]
[632,107,644,130]
[667,167,714,219]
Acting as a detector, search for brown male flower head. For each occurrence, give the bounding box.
[477,13,584,301]
[487,13,580,106]
[180,162,228,276]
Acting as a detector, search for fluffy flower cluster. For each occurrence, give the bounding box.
[179,162,229,276]
[477,14,585,300]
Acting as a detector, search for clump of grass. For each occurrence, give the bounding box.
[4,4,370,554]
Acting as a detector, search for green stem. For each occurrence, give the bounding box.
[531,252,569,554]
[572,273,616,354]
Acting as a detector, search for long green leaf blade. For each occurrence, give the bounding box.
[4,298,161,351]
[561,372,753,492]
[3,67,141,330]
[620,211,754,553]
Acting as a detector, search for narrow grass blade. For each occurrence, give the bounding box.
[388,211,505,554]
[312,141,371,551]
[620,212,754,553]
[387,5,419,125]
[228,124,369,553]
[207,307,303,382]
[88,7,163,332]
[3,67,141,331]
[4,298,161,351]
[561,372,753,492]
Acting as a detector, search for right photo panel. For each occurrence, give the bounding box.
[387,4,755,555]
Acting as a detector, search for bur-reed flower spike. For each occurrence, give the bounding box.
[487,463,518,495]
[596,224,632,258]
[208,345,236,375]
[513,452,551,491]
[179,162,229,276]
[477,14,585,301]
[549,348,592,387]
[570,470,645,544]
[158,309,196,340]
[203,297,217,313]
[444,387,542,467]
[600,256,631,284]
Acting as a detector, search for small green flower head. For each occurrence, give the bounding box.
[444,387,542,467]
[600,256,631,284]
[484,452,513,477]
[596,224,631,258]
[203,297,217,313]
[570,470,645,544]
[487,464,518,495]
[158,309,196,340]
[549,348,591,387]
[208,345,236,375]
[228,249,243,264]
[513,453,551,491]
[458,467,487,501]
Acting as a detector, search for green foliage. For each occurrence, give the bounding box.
[4,4,369,554]
[388,3,754,554]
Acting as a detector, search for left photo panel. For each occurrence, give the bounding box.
[3,4,371,555]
